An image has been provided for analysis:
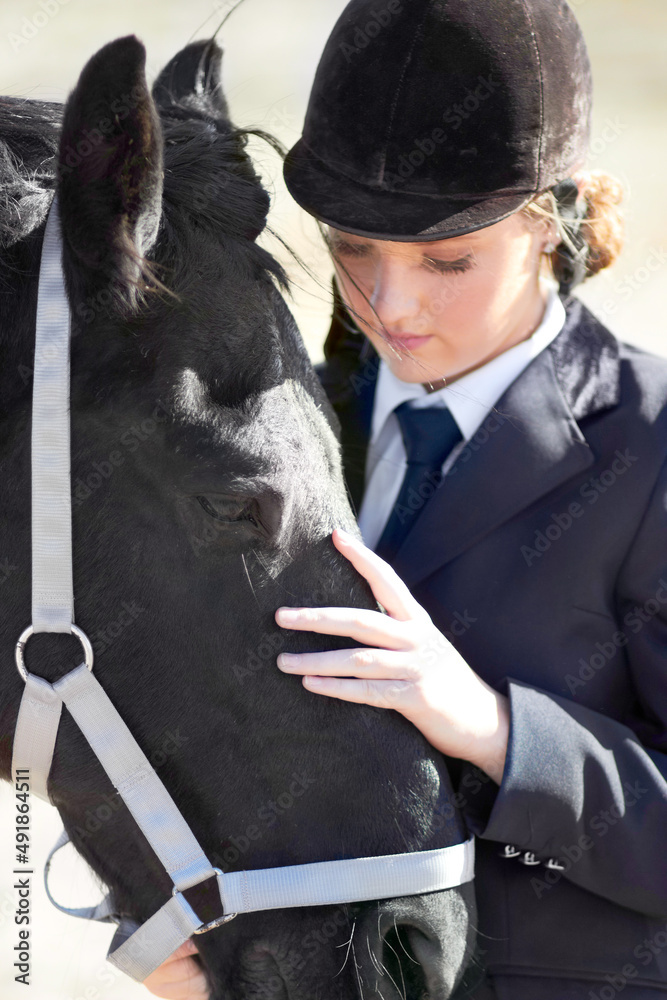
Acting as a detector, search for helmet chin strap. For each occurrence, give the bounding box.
[11,193,475,983]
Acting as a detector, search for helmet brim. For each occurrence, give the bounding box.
[284,138,535,242]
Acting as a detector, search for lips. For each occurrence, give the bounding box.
[383,332,433,352]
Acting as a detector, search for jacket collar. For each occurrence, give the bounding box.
[320,295,622,587]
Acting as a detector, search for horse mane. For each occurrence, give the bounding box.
[155,96,289,290]
[0,92,289,289]
[0,98,59,248]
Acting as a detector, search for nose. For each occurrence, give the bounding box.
[353,893,475,1000]
[239,945,290,999]
[368,255,421,331]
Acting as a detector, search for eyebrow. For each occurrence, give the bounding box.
[328,232,481,252]
[329,237,476,263]
[413,233,483,249]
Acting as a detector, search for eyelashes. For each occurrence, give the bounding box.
[330,241,474,275]
[423,256,473,275]
[331,240,369,258]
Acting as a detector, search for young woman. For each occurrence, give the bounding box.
[146,1,667,997]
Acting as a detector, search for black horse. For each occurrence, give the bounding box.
[0,36,475,999]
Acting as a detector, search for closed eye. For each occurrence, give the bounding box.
[196,495,259,527]
[332,240,370,258]
[422,255,473,275]
[332,240,473,274]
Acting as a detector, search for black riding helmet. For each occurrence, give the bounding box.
[284,0,592,252]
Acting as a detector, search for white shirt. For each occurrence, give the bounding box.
[358,286,567,549]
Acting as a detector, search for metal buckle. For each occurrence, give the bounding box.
[15,623,94,682]
[500,844,521,859]
[172,868,237,934]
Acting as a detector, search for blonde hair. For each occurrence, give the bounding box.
[523,170,625,283]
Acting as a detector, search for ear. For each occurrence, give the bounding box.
[57,35,163,301]
[152,39,230,123]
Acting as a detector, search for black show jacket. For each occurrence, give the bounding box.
[316,292,667,998]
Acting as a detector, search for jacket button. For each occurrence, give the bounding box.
[520,851,541,866]
[545,858,566,870]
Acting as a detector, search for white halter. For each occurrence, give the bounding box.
[11,194,474,982]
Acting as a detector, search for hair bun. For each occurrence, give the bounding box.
[575,170,625,276]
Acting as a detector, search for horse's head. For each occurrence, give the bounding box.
[0,35,476,999]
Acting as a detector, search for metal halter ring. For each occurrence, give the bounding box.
[15,623,94,682]
[193,910,238,934]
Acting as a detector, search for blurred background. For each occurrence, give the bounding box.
[0,1,665,997]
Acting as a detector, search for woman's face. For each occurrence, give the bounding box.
[328,211,552,386]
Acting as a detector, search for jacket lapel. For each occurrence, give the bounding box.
[320,296,622,588]
[393,342,597,586]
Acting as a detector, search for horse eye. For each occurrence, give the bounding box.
[196,495,258,526]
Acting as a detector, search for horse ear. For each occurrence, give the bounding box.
[152,39,230,122]
[57,35,163,303]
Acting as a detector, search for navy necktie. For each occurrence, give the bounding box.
[374,402,463,563]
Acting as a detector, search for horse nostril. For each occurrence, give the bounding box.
[355,892,474,999]
[241,946,290,1000]
[381,924,428,999]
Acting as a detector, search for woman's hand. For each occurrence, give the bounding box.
[143,940,209,1000]
[141,532,506,1000]
[276,529,509,784]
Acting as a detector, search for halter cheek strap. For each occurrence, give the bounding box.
[11,194,474,983]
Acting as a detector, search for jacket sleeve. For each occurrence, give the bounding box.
[461,454,667,918]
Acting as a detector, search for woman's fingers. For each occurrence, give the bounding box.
[275,604,414,649]
[299,673,411,709]
[143,960,209,1000]
[274,530,430,646]
[278,647,413,679]
[171,941,200,960]
[331,528,427,621]
[143,942,209,1000]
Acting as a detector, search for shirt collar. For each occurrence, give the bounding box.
[370,284,567,445]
